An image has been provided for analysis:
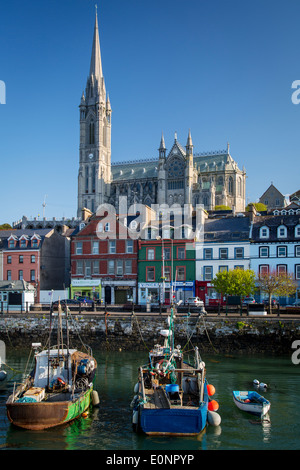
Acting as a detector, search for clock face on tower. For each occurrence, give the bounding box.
[167,157,185,178]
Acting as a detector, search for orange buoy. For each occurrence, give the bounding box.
[82,412,88,418]
[207,384,215,396]
[208,400,219,411]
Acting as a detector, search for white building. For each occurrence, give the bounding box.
[250,214,300,303]
[195,216,251,304]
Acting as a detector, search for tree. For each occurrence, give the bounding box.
[212,268,256,299]
[0,223,12,230]
[245,202,267,212]
[256,270,298,313]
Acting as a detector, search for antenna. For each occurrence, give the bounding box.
[42,195,47,218]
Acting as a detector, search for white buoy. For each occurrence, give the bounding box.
[207,410,221,426]
[259,382,267,390]
[0,370,7,381]
[253,379,259,385]
[132,410,139,424]
[92,390,100,407]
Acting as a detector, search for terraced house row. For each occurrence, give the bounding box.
[1,204,300,309]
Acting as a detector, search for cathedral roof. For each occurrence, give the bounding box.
[111,150,243,183]
[111,159,159,181]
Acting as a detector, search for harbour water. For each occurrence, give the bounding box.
[0,347,299,451]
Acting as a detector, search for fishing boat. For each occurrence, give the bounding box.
[6,302,98,430]
[232,391,270,416]
[131,308,220,436]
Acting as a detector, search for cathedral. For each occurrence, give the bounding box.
[77,11,246,218]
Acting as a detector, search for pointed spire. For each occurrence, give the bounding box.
[159,132,166,150]
[90,7,103,80]
[158,132,166,159]
[186,129,193,148]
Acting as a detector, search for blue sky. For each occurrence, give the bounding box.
[0,0,299,225]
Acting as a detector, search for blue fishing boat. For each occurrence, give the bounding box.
[232,391,270,416]
[131,308,220,436]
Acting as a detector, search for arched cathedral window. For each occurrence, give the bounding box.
[228,176,233,194]
[89,122,95,145]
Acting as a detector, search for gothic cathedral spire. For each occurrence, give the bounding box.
[78,9,112,217]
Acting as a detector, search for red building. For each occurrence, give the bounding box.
[70,214,138,304]
[1,229,68,302]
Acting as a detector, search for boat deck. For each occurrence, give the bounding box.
[143,388,198,410]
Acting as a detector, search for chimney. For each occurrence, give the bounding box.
[248,203,257,222]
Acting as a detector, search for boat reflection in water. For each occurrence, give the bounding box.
[6,302,99,430]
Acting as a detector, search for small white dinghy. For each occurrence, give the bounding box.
[233,391,270,416]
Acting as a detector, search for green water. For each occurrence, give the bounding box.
[0,347,299,450]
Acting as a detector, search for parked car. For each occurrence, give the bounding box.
[51,299,80,308]
[287,300,300,307]
[185,297,204,307]
[242,297,256,306]
[262,299,278,306]
[76,296,93,304]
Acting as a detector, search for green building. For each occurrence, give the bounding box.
[138,238,196,305]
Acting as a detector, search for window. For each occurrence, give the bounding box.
[76,260,83,275]
[219,248,228,260]
[31,255,35,263]
[92,241,99,254]
[125,260,132,274]
[295,265,300,280]
[163,247,171,260]
[116,259,123,275]
[234,265,244,270]
[8,239,15,248]
[18,270,23,280]
[295,225,300,238]
[30,270,35,281]
[146,267,155,281]
[76,242,83,255]
[176,267,185,281]
[20,239,27,248]
[204,266,213,281]
[204,248,212,260]
[147,248,155,260]
[234,247,244,259]
[277,246,287,257]
[85,260,91,277]
[295,246,300,257]
[7,270,11,281]
[219,266,228,272]
[109,240,116,254]
[19,255,23,264]
[277,225,287,238]
[277,265,287,275]
[93,260,99,275]
[108,260,115,275]
[177,247,185,260]
[105,223,110,232]
[32,239,38,248]
[7,255,11,264]
[260,226,269,239]
[162,266,171,281]
[259,246,269,257]
[126,240,133,254]
[259,265,269,276]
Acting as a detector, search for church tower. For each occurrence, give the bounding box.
[77,9,112,217]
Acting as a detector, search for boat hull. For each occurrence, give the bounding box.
[139,403,208,436]
[6,387,93,430]
[232,391,270,416]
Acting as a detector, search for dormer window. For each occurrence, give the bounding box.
[20,239,27,248]
[8,239,15,248]
[31,238,40,248]
[277,225,287,238]
[259,226,269,239]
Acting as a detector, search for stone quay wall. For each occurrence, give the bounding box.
[0,313,299,355]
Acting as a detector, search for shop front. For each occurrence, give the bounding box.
[138,281,195,305]
[100,280,137,305]
[70,279,101,302]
